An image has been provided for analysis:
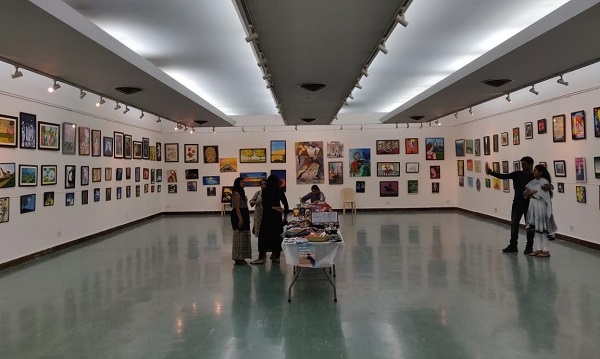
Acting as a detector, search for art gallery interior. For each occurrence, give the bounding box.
[0,1,599,358]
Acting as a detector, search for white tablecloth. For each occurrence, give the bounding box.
[282,238,345,268]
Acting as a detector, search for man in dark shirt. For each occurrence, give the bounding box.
[487,156,536,254]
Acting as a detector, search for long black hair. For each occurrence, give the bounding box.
[233,177,246,199]
[534,164,553,197]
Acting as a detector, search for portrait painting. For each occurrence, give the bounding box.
[295,141,324,184]
[348,148,371,177]
[203,145,219,164]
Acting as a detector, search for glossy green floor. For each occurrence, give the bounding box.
[1,212,599,359]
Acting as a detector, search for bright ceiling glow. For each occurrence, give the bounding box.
[94,22,164,58]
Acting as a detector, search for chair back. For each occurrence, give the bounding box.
[341,188,355,202]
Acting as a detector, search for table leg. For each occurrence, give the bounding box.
[288,267,302,302]
[322,268,337,302]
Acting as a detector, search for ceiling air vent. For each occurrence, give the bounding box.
[298,83,327,92]
[115,86,143,95]
[410,115,425,121]
[300,118,317,123]
[481,79,512,88]
[193,120,208,125]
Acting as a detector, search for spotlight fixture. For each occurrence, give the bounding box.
[406,123,409,129]
[529,85,539,95]
[295,125,298,131]
[257,55,268,67]
[355,82,362,90]
[96,97,105,107]
[140,111,145,119]
[114,102,121,110]
[361,68,369,77]
[71,123,76,128]
[245,26,259,42]
[212,127,215,133]
[342,100,349,106]
[469,107,474,116]
[263,126,267,132]
[174,124,179,131]
[395,123,398,129]
[48,80,61,93]
[79,89,87,99]
[156,117,161,123]
[396,13,409,27]
[436,119,441,126]
[378,42,388,55]
[266,82,273,89]
[557,75,569,86]
[505,94,512,103]
[453,112,458,119]
[429,122,432,127]
[360,125,363,131]
[10,66,23,79]
[333,115,338,121]
[276,103,282,110]
[189,128,194,134]
[262,73,272,80]
[123,106,130,114]
[340,125,343,130]
[348,93,354,100]
[241,127,245,132]
[420,123,423,129]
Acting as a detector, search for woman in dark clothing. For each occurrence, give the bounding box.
[251,175,289,264]
[231,177,252,265]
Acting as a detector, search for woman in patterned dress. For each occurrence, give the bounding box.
[524,164,557,257]
[231,177,252,265]
[249,179,267,237]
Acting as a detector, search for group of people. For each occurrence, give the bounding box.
[487,156,557,257]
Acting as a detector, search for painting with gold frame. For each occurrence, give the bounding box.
[240,148,266,163]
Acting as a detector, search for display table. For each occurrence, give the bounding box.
[282,236,345,302]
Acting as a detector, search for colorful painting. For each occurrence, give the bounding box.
[203,145,219,163]
[376,140,400,155]
[407,180,418,194]
[571,110,586,140]
[164,143,179,162]
[20,194,36,214]
[202,176,220,185]
[356,181,365,193]
[513,127,520,145]
[295,141,324,184]
[465,139,473,155]
[270,140,286,163]
[221,186,233,203]
[241,172,268,187]
[405,138,418,154]
[0,197,8,223]
[430,166,440,179]
[41,165,57,186]
[327,141,343,158]
[379,181,398,197]
[19,112,36,149]
[0,115,17,147]
[240,148,267,163]
[538,118,547,134]
[271,169,287,191]
[38,121,60,150]
[0,163,16,188]
[501,132,509,146]
[78,127,91,155]
[219,157,237,172]
[19,165,37,186]
[184,144,199,163]
[466,159,473,172]
[348,148,370,177]
[92,129,102,157]
[576,185,586,203]
[594,107,600,137]
[425,138,444,160]
[575,157,586,183]
[377,162,400,177]
[328,162,343,184]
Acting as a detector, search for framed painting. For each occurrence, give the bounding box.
[501,132,509,146]
[219,157,237,172]
[524,122,534,139]
[187,181,197,192]
[407,180,419,194]
[164,143,179,162]
[356,181,365,193]
[41,165,57,186]
[202,176,220,185]
[296,142,325,183]
[65,165,76,189]
[455,139,465,156]
[474,160,481,173]
[270,140,286,163]
[240,148,267,163]
[576,185,586,203]
[105,167,113,181]
[557,183,564,193]
[457,160,464,177]
[571,110,586,140]
[0,197,8,223]
[184,144,199,163]
[124,134,132,159]
[0,163,16,188]
[348,148,371,177]
[467,159,474,172]
[207,187,216,196]
[575,157,586,183]
[92,129,102,157]
[327,141,343,158]
[483,136,490,155]
[106,188,112,201]
[594,107,600,137]
[185,169,199,179]
[43,192,54,207]
[538,118,547,134]
[513,160,521,172]
[78,127,91,155]
[405,162,419,174]
[19,165,38,186]
[142,137,150,159]
[203,145,219,164]
[143,168,149,180]
[240,172,268,187]
[221,186,233,203]
[553,160,566,177]
[465,139,473,155]
[156,142,162,161]
[114,131,124,158]
[65,192,75,206]
[60,122,77,155]
[156,169,162,182]
[430,165,440,179]
[432,182,440,193]
[474,138,480,156]
[492,161,500,173]
[493,134,499,152]
[81,166,89,186]
[82,190,88,205]
[103,136,114,157]
[377,162,400,177]
[328,162,343,184]
[0,115,18,147]
[405,138,418,154]
[512,127,520,145]
[133,141,143,159]
[116,168,123,181]
[379,181,398,197]
[271,169,287,191]
[502,160,509,173]
[126,186,131,198]
[552,114,566,142]
[166,169,176,182]
[425,138,444,160]
[116,187,122,199]
[595,156,600,179]
[38,121,60,150]
[92,167,102,182]
[20,194,36,214]
[19,112,36,149]
[376,139,400,154]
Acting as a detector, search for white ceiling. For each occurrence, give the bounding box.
[1,0,599,128]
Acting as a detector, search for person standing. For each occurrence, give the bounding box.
[251,175,289,264]
[524,165,557,257]
[231,177,252,265]
[249,179,267,237]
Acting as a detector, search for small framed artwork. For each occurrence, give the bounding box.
[0,114,18,147]
[571,110,586,140]
[513,160,521,172]
[492,134,499,152]
[240,148,267,163]
[271,169,286,191]
[43,192,54,207]
[219,157,237,172]
[503,179,510,193]
[594,156,600,179]
[157,185,161,193]
[574,157,586,183]
[184,144,199,163]
[502,161,509,173]
[0,197,8,223]
[474,160,481,173]
[457,160,464,177]
[430,166,440,179]
[105,167,113,181]
[376,140,400,155]
[492,161,500,173]
[62,122,77,154]
[501,132,509,146]
[114,132,124,158]
[19,112,37,149]
[377,162,400,177]
[185,169,199,179]
[103,136,114,157]
[106,188,112,201]
[557,183,564,193]
[466,159,473,172]
[82,190,88,205]
[594,107,600,137]
[524,122,533,139]
[469,177,475,188]
[575,185,586,203]
[405,138,418,154]
[474,138,480,156]
[270,140,286,163]
[149,146,156,161]
[455,139,465,156]
[512,127,520,145]
[65,165,76,189]
[553,160,566,177]
[156,169,162,182]
[459,176,464,187]
[142,137,150,159]
[92,168,102,182]
[356,181,365,193]
[207,187,216,196]
[240,172,267,187]
[552,114,566,142]
[202,176,220,185]
[432,182,440,193]
[133,141,143,159]
[156,142,162,161]
[78,127,91,155]
[116,168,123,181]
[143,168,149,180]
[136,185,141,197]
[537,119,547,134]
[405,162,419,174]
[19,165,38,186]
[41,165,58,186]
[126,186,131,198]
[327,141,344,158]
[539,162,547,168]
[168,184,177,194]
[164,143,179,162]
[221,186,233,203]
[187,181,198,192]
[165,169,174,182]
[20,194,36,214]
[407,180,418,194]
[65,192,75,206]
[483,136,490,155]
[328,162,343,184]
[92,129,102,157]
[425,138,444,160]
[465,139,473,155]
[94,188,101,202]
[124,134,132,159]
[38,121,60,150]
[150,169,155,184]
[379,181,399,197]
[81,166,90,186]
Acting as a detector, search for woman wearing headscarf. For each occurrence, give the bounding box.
[249,179,267,237]
[231,177,252,265]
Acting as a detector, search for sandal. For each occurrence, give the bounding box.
[528,250,542,256]
[234,260,248,265]
[537,251,551,257]
[250,258,266,264]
